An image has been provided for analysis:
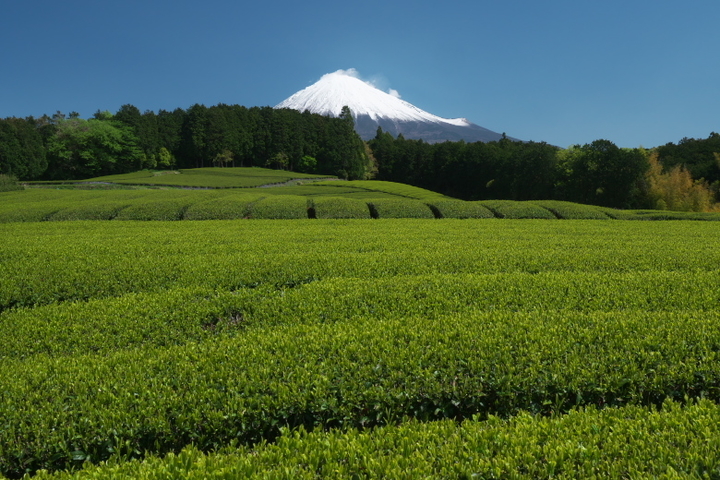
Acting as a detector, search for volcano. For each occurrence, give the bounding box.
[275,69,513,143]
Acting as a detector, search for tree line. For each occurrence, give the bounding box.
[1,101,718,210]
[369,129,720,210]
[0,104,373,181]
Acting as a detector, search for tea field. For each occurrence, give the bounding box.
[1,218,720,478]
[5,187,720,222]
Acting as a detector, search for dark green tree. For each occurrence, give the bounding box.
[0,117,47,180]
[178,104,209,168]
[555,140,647,208]
[656,132,720,185]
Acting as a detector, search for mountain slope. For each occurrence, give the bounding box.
[275,69,512,143]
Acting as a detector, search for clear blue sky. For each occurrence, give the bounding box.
[2,0,718,148]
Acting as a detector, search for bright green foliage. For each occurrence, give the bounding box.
[113,194,196,221]
[368,198,435,218]
[261,185,377,197]
[4,308,720,475]
[0,287,250,359]
[248,195,309,219]
[430,199,495,218]
[2,220,720,477]
[4,270,720,360]
[78,167,333,188]
[310,197,370,219]
[0,174,23,192]
[531,200,611,219]
[312,180,446,200]
[594,207,720,221]
[156,147,175,169]
[47,202,130,221]
[2,219,720,311]
[29,400,720,479]
[45,118,144,179]
[0,190,103,222]
[183,194,262,220]
[480,200,557,219]
[282,184,412,199]
[615,209,720,221]
[12,167,720,222]
[296,155,317,173]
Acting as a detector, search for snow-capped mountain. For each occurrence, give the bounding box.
[275,69,512,143]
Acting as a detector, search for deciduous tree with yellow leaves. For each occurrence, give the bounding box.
[645,151,719,212]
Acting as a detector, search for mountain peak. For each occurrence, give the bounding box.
[275,69,511,143]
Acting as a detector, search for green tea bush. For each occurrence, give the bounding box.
[30,400,720,479]
[273,184,379,197]
[82,167,333,188]
[0,174,22,192]
[248,195,309,219]
[626,209,720,221]
[3,219,720,476]
[0,202,60,222]
[531,200,610,219]
[430,200,495,219]
[4,309,720,475]
[183,194,263,220]
[114,199,194,221]
[46,203,130,221]
[6,270,719,362]
[0,190,89,222]
[233,271,720,327]
[310,197,370,219]
[479,200,557,219]
[0,287,253,359]
[312,180,446,200]
[2,220,720,311]
[367,198,435,218]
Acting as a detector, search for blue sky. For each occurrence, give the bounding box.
[2,0,718,148]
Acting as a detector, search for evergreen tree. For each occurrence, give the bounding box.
[0,117,47,180]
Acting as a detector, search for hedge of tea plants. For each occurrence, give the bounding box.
[2,219,720,477]
[28,399,720,479]
[4,189,720,221]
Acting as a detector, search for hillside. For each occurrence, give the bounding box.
[7,167,720,221]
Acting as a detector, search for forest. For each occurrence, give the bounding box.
[1,102,719,210]
[370,130,720,210]
[0,104,372,182]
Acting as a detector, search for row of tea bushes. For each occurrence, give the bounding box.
[183,194,263,220]
[4,220,720,476]
[430,199,495,219]
[28,399,720,479]
[5,188,720,221]
[3,220,720,311]
[76,167,334,189]
[479,199,558,219]
[311,179,447,201]
[309,197,370,219]
[0,287,249,359]
[3,308,720,475]
[531,200,612,219]
[5,270,720,361]
[247,195,309,219]
[368,199,435,219]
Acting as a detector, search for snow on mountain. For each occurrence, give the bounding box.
[275,69,512,144]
